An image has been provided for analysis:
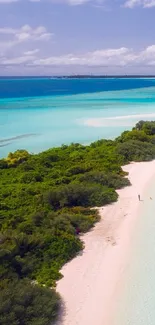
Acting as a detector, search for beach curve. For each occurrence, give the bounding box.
[55,160,155,325]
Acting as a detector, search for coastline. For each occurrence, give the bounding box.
[56,160,155,325]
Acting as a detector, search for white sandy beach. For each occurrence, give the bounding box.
[56,160,155,325]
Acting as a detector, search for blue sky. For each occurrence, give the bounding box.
[0,0,155,75]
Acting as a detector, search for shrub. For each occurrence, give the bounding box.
[116,140,155,162]
[46,183,118,209]
[116,130,149,143]
[0,280,60,325]
[80,171,130,189]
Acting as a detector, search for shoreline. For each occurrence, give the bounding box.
[56,160,155,325]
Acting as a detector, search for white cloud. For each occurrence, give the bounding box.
[32,47,135,66]
[1,55,36,65]
[24,49,39,55]
[0,25,53,42]
[124,0,155,8]
[0,27,16,34]
[0,25,53,54]
[34,45,155,67]
[0,24,155,71]
[2,45,155,68]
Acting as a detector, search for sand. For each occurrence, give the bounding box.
[56,161,155,325]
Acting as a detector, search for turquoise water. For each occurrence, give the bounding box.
[1,78,155,158]
[112,177,155,325]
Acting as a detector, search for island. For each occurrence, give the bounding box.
[1,120,155,325]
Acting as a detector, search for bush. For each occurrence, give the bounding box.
[46,183,118,209]
[66,212,99,233]
[0,159,8,169]
[80,171,130,189]
[6,150,30,166]
[0,280,60,325]
[21,172,43,183]
[50,215,75,234]
[116,140,155,162]
[116,130,149,143]
[134,120,155,135]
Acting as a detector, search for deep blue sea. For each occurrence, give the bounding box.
[1,77,155,158]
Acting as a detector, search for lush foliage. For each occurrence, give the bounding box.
[134,120,155,135]
[1,121,155,325]
[0,280,60,325]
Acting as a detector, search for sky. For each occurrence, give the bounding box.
[0,0,155,75]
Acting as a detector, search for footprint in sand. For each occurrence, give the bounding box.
[106,236,117,246]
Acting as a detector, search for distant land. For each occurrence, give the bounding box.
[57,75,155,79]
[1,75,155,79]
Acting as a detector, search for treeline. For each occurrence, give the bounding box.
[1,120,155,325]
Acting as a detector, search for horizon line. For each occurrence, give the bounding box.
[1,74,155,78]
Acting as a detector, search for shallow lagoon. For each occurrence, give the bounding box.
[1,78,155,157]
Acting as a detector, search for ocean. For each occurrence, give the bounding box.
[1,77,155,158]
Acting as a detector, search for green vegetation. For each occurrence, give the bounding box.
[1,121,155,325]
[0,280,60,325]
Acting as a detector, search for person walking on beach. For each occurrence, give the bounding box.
[138,194,140,201]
